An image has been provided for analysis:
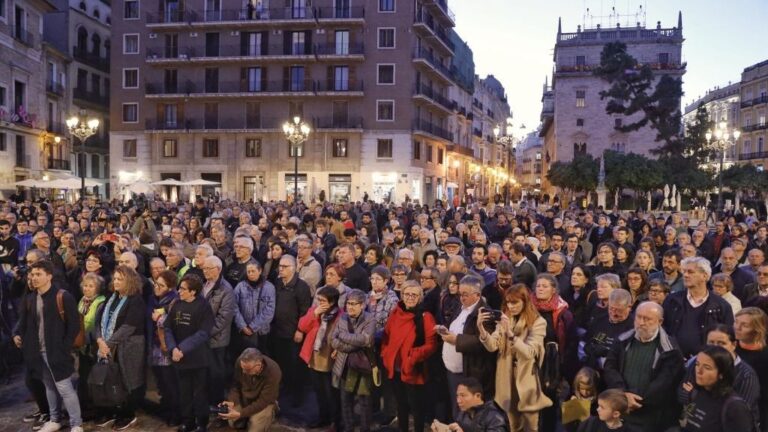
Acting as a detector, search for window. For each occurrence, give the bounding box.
[91,154,100,178]
[122,69,138,88]
[576,90,585,107]
[0,133,6,152]
[245,102,261,128]
[242,32,263,56]
[378,0,394,12]
[376,100,394,121]
[123,139,137,157]
[658,52,669,64]
[289,143,303,157]
[413,140,421,160]
[760,137,765,153]
[378,28,395,48]
[165,34,178,58]
[0,86,5,107]
[377,64,395,85]
[334,66,349,91]
[203,139,219,157]
[614,118,623,128]
[576,118,584,127]
[205,68,219,92]
[290,66,305,91]
[244,67,262,92]
[124,0,138,18]
[334,30,349,55]
[122,103,138,123]
[437,148,444,164]
[575,55,586,66]
[377,139,393,158]
[162,139,177,157]
[123,34,139,54]
[744,140,752,155]
[204,103,218,128]
[245,138,261,157]
[0,0,5,20]
[291,31,305,55]
[574,142,587,155]
[163,104,177,127]
[332,139,348,157]
[426,143,433,162]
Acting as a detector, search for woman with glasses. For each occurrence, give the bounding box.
[147,270,180,426]
[647,280,671,305]
[438,272,464,326]
[380,280,438,432]
[711,273,741,316]
[76,273,107,419]
[331,289,376,432]
[316,263,349,309]
[390,264,409,297]
[623,268,649,308]
[365,265,399,423]
[69,250,112,302]
[478,283,551,431]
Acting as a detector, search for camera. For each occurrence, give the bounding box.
[481,308,503,322]
[210,404,229,415]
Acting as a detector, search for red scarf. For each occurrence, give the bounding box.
[531,294,564,312]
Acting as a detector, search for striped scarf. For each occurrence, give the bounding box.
[101,294,127,342]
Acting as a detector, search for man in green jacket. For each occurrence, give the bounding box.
[218,348,282,432]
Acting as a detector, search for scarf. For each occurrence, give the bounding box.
[101,294,128,342]
[246,278,262,290]
[531,294,563,312]
[313,306,339,352]
[398,301,426,347]
[80,295,97,315]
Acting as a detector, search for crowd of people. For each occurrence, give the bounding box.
[1,195,768,432]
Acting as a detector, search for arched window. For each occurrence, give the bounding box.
[79,1,86,10]
[93,8,100,18]
[76,27,88,55]
[91,33,101,56]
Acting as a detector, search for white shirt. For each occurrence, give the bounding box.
[442,299,480,374]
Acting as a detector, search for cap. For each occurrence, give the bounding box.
[444,237,462,246]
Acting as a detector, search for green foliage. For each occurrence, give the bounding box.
[721,164,765,194]
[603,151,664,193]
[546,154,598,193]
[593,41,685,153]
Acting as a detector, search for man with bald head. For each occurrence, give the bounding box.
[603,301,684,432]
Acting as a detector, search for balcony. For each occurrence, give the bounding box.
[413,119,453,142]
[741,95,768,108]
[46,122,67,134]
[73,87,110,108]
[147,6,315,27]
[46,82,65,97]
[72,48,110,72]
[447,144,473,157]
[314,42,365,59]
[557,27,682,46]
[473,128,482,138]
[311,116,363,130]
[145,10,193,24]
[146,80,360,98]
[313,6,364,21]
[188,45,314,62]
[412,47,455,84]
[739,151,768,161]
[556,61,685,75]
[413,83,454,113]
[47,158,71,170]
[422,0,455,25]
[145,117,284,131]
[743,123,768,133]
[413,10,454,53]
[314,80,364,94]
[11,26,36,47]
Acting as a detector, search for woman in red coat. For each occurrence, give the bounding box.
[380,280,438,432]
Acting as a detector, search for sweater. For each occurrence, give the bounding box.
[164,296,215,370]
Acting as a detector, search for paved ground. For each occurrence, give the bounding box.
[0,367,348,432]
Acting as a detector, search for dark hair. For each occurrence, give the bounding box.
[157,270,179,289]
[497,259,514,276]
[29,260,54,276]
[180,273,204,295]
[472,244,488,255]
[707,323,737,343]
[316,285,341,307]
[662,249,682,263]
[457,377,484,399]
[422,249,439,266]
[698,345,735,398]
[511,243,526,256]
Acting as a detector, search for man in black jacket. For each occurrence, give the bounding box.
[13,260,84,432]
[439,377,508,432]
[603,301,684,432]
[269,255,311,407]
[338,243,371,292]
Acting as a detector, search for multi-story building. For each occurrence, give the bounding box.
[542,13,685,192]
[516,131,543,196]
[471,75,511,200]
[45,0,112,197]
[682,82,739,172]
[738,60,768,169]
[0,0,60,198]
[538,77,554,196]
[446,31,474,204]
[109,0,480,204]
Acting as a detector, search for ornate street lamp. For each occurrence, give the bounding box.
[706,121,741,214]
[66,115,99,200]
[282,116,311,202]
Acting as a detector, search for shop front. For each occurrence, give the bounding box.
[329,174,352,203]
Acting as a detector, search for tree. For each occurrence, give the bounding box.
[546,154,598,201]
[593,41,685,154]
[603,151,664,207]
[721,164,766,210]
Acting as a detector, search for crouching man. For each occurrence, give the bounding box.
[217,348,282,432]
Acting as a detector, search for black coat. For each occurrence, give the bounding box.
[451,299,497,400]
[662,290,734,357]
[14,287,79,381]
[603,328,684,432]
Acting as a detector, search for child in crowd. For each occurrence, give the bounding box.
[577,389,639,432]
[564,367,599,431]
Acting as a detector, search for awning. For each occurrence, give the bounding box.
[447,182,459,189]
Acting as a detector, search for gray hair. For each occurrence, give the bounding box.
[681,256,712,280]
[280,254,297,268]
[205,255,223,270]
[346,288,367,304]
[595,273,622,291]
[488,243,503,254]
[196,244,214,257]
[239,347,264,363]
[234,236,254,252]
[150,257,166,268]
[119,251,138,269]
[459,274,483,294]
[26,248,48,262]
[397,249,414,260]
[637,301,664,320]
[296,237,312,249]
[608,289,632,307]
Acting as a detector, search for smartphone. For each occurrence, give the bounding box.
[436,325,449,336]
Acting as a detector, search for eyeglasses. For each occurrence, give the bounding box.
[278,264,292,269]
[459,292,477,298]
[402,293,420,299]
[420,276,434,281]
[346,301,362,306]
[392,273,406,277]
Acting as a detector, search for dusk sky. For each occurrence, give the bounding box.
[451,0,768,137]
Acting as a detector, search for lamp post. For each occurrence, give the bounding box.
[706,121,741,215]
[66,115,99,201]
[282,116,311,203]
[493,117,518,205]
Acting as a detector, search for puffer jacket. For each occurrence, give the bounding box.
[455,400,510,432]
[330,311,375,388]
[233,279,275,335]
[204,276,236,348]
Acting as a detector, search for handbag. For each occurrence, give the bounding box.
[87,355,127,406]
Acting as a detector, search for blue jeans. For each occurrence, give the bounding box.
[41,352,82,427]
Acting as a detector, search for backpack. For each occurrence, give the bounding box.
[56,291,85,349]
[536,341,561,395]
